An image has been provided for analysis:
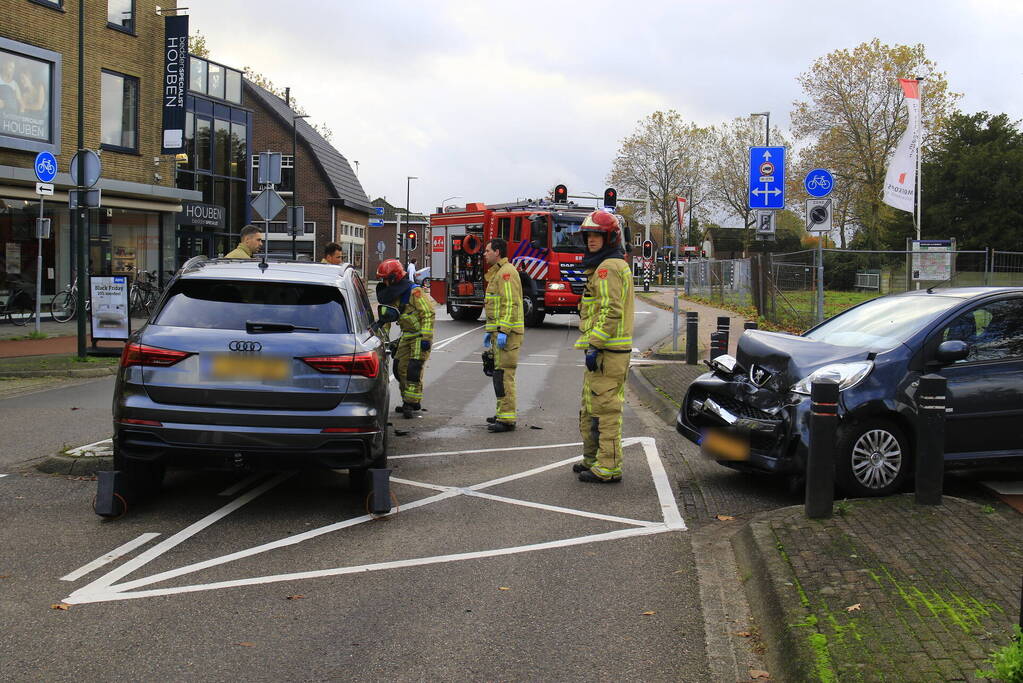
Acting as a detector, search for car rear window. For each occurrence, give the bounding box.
[155,280,350,333]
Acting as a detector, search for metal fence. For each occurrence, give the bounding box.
[685,258,754,310]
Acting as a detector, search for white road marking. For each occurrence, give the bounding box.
[63,440,684,605]
[636,311,652,315]
[455,360,550,366]
[432,325,485,351]
[66,439,113,457]
[67,473,291,600]
[390,441,583,460]
[528,354,558,357]
[0,474,7,479]
[60,533,161,582]
[217,474,264,497]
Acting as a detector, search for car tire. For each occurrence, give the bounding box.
[523,294,545,327]
[835,418,910,497]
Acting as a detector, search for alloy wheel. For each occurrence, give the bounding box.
[850,428,903,491]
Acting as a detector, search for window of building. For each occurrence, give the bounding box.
[107,0,134,33]
[28,0,63,9]
[214,119,230,176]
[0,38,61,153]
[187,56,242,105]
[225,69,241,103]
[230,122,246,178]
[189,57,206,94]
[100,69,138,151]
[194,117,211,169]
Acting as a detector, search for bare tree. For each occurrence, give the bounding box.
[608,111,713,247]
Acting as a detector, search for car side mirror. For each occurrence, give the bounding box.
[369,305,400,333]
[935,339,969,364]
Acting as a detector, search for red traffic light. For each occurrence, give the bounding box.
[642,239,653,259]
[406,230,418,250]
[553,184,568,203]
[603,187,617,209]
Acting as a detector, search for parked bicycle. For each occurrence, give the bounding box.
[128,268,160,317]
[0,279,37,326]
[50,277,89,323]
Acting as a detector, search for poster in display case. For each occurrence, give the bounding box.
[90,276,130,340]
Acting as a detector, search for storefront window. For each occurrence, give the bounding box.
[207,63,225,100]
[195,117,211,170]
[225,70,241,103]
[91,209,160,281]
[230,122,246,178]
[189,57,206,95]
[0,199,58,295]
[214,119,230,176]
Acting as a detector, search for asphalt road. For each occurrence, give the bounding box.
[0,298,727,681]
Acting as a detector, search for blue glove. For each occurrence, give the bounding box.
[420,339,431,352]
[483,333,492,348]
[585,346,600,372]
[497,332,508,349]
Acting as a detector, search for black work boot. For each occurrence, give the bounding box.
[400,403,415,419]
[578,469,622,484]
[572,462,593,473]
[487,422,515,433]
[486,415,497,424]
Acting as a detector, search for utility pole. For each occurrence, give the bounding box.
[75,0,87,359]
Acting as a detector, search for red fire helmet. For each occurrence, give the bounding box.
[376,259,406,283]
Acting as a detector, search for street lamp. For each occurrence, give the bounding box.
[750,111,770,146]
[291,114,310,259]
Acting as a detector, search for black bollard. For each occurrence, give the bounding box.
[709,331,725,360]
[744,321,758,330]
[915,373,947,505]
[805,378,839,519]
[686,311,699,365]
[716,316,730,354]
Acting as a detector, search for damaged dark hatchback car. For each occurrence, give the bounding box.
[676,287,1023,496]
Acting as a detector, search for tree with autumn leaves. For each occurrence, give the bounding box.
[608,38,974,254]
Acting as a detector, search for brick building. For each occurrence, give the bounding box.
[365,198,428,279]
[243,82,369,269]
[0,0,200,297]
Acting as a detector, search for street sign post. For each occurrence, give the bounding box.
[250,188,286,221]
[34,151,57,183]
[755,210,776,241]
[35,182,54,196]
[804,168,834,198]
[32,151,58,334]
[70,149,102,188]
[805,198,832,233]
[748,146,786,210]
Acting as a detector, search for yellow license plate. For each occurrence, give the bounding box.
[210,355,289,381]
[701,429,750,461]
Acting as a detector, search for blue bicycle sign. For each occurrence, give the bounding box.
[804,168,834,198]
[34,151,57,183]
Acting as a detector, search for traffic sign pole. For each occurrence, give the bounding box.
[32,152,57,334]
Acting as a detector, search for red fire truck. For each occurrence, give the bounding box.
[428,187,630,327]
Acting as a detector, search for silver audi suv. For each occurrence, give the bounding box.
[112,257,392,494]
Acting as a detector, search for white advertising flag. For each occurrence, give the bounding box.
[882,79,922,213]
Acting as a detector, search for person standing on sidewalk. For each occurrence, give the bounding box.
[482,238,523,433]
[573,210,634,483]
[224,225,263,259]
[376,259,435,419]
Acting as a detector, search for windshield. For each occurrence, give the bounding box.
[155,280,350,333]
[552,217,585,252]
[803,294,963,349]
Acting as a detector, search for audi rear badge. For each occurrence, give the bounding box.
[229,340,262,352]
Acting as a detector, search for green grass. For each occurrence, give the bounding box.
[0,354,118,373]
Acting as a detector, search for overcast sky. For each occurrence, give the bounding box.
[186,0,1022,215]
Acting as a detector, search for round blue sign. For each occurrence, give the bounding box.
[804,168,833,198]
[34,151,57,183]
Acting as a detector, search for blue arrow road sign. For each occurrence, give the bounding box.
[748,146,785,210]
[34,151,57,183]
[368,218,384,227]
[804,168,834,198]
[373,206,384,216]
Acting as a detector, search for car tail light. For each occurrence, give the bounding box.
[119,418,163,427]
[321,426,377,433]
[301,352,380,377]
[121,343,193,368]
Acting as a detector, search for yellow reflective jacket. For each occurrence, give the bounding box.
[574,257,634,351]
[484,258,524,334]
[397,286,435,342]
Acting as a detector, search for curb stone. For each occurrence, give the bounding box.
[35,453,113,475]
[731,511,815,683]
[627,365,680,426]
[0,366,116,379]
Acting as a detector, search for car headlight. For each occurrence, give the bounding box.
[791,361,873,395]
[547,282,568,291]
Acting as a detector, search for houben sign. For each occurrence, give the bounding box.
[176,200,225,229]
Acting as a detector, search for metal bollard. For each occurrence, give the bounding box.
[686,311,699,365]
[709,331,725,360]
[744,321,758,330]
[716,316,730,354]
[805,378,839,519]
[915,373,947,505]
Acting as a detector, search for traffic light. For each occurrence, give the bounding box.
[603,187,617,209]
[553,184,568,203]
[406,229,417,251]
[642,239,653,260]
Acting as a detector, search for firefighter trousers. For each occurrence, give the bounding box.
[395,335,431,405]
[579,350,630,479]
[491,331,521,424]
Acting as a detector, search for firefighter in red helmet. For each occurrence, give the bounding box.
[376,259,435,418]
[573,210,634,483]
